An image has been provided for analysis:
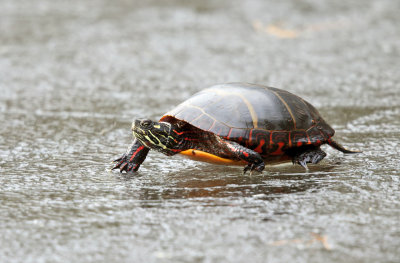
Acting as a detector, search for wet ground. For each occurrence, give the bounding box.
[1,0,399,262]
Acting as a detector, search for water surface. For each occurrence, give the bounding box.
[1,0,399,262]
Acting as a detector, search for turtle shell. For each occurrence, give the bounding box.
[160,83,334,151]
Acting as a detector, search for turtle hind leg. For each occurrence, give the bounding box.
[293,148,327,169]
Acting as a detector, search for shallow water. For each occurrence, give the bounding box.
[1,0,399,262]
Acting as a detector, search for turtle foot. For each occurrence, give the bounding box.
[112,139,150,174]
[243,161,265,175]
[293,149,327,169]
[112,154,139,173]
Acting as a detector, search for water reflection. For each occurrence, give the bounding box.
[116,164,338,200]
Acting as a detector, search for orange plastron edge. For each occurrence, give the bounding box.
[179,149,246,166]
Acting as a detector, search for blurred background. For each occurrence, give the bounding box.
[0,0,399,262]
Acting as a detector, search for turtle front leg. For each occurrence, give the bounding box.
[112,139,150,173]
[223,140,265,174]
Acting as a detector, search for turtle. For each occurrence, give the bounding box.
[112,83,359,174]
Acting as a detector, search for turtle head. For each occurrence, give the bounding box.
[132,119,180,155]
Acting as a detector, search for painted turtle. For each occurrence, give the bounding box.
[113,83,358,173]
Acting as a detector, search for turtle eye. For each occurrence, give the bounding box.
[140,120,152,128]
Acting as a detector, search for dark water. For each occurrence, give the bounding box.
[1,0,399,262]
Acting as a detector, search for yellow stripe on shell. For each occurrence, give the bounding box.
[271,90,297,130]
[210,88,259,128]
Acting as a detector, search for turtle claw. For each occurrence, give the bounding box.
[243,162,265,175]
[112,140,149,174]
[112,154,139,173]
[119,162,128,172]
[243,165,251,175]
[294,149,326,170]
[298,160,308,169]
[113,156,124,163]
[111,156,125,172]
